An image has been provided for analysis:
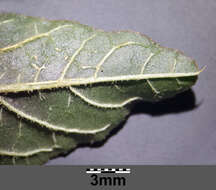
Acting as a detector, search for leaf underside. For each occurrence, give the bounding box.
[0,13,200,165]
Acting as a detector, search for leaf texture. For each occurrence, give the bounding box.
[0,13,201,165]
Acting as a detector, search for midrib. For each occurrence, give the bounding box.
[0,71,201,93]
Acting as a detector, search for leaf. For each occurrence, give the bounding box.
[0,13,202,165]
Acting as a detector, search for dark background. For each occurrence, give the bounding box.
[0,0,215,165]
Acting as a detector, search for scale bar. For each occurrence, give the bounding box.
[86,168,131,174]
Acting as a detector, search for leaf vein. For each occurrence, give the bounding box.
[140,53,154,74]
[0,96,111,134]
[69,87,142,108]
[0,70,202,93]
[0,147,54,157]
[59,34,96,80]
[94,41,149,78]
[0,19,14,26]
[0,24,74,53]
[147,80,160,95]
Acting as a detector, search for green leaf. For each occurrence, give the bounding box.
[0,13,201,165]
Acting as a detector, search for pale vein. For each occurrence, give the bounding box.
[59,34,96,80]
[147,80,160,94]
[140,53,154,74]
[0,70,203,93]
[172,58,181,85]
[0,96,110,134]
[0,148,54,157]
[0,19,14,26]
[69,87,142,108]
[140,53,159,95]
[0,24,74,53]
[94,41,148,78]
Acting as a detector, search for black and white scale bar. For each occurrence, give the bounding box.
[86,168,131,174]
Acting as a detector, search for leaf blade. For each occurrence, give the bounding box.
[0,13,201,165]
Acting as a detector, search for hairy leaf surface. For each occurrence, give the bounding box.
[0,13,201,165]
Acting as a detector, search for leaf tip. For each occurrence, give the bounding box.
[198,65,207,74]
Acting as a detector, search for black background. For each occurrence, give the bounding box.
[0,0,215,165]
